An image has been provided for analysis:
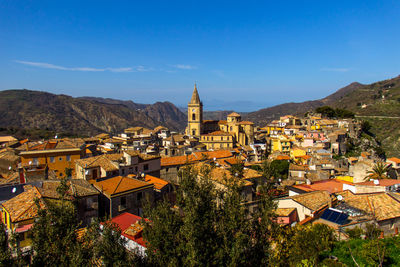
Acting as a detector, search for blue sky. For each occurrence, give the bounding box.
[1,1,400,111]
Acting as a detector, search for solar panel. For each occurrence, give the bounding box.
[321,208,349,225]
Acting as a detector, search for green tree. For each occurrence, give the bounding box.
[364,162,390,181]
[92,221,132,267]
[345,226,364,239]
[31,178,91,266]
[0,223,12,266]
[142,164,276,266]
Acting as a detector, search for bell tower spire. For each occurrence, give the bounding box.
[186,83,203,137]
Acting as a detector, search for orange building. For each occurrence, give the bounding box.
[19,139,85,179]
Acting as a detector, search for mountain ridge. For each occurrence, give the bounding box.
[0,89,187,136]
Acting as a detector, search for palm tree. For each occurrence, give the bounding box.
[364,162,390,181]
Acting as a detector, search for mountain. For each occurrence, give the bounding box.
[244,75,400,157]
[0,89,187,136]
[243,82,364,125]
[329,75,400,157]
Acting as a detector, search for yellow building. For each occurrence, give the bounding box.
[185,85,254,148]
[19,139,85,179]
[1,186,46,251]
[268,135,293,155]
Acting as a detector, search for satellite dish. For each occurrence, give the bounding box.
[29,161,32,165]
[374,179,379,185]
[337,195,343,201]
[8,166,12,170]
[55,135,58,139]
[12,187,16,193]
[213,157,216,161]
[85,170,89,175]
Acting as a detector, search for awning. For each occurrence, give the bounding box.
[15,223,33,233]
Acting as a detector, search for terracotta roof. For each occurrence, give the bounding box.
[0,136,17,143]
[108,212,146,247]
[291,179,352,194]
[124,150,160,161]
[1,186,46,223]
[161,150,233,167]
[388,157,400,164]
[238,121,254,125]
[276,155,290,160]
[218,120,227,125]
[227,112,241,117]
[27,139,82,151]
[276,208,296,217]
[95,133,110,139]
[290,191,332,211]
[202,131,233,136]
[75,154,122,171]
[144,175,169,190]
[356,179,400,187]
[289,164,309,171]
[154,126,168,132]
[92,176,152,197]
[341,192,400,221]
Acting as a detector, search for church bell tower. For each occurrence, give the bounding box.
[187,84,203,137]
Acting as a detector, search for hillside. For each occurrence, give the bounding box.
[243,82,364,125]
[0,89,187,136]
[330,75,400,157]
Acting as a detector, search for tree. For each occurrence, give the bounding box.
[0,223,12,266]
[92,221,132,267]
[31,181,81,266]
[142,164,276,266]
[364,162,390,181]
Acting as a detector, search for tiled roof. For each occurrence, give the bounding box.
[124,150,160,161]
[290,191,332,211]
[276,155,290,160]
[388,157,400,164]
[0,136,17,143]
[37,180,99,199]
[75,154,122,171]
[342,192,400,221]
[355,179,400,187]
[291,179,352,194]
[144,175,169,190]
[1,186,46,223]
[161,150,233,167]
[92,176,152,197]
[202,131,233,136]
[276,208,296,217]
[289,164,309,171]
[227,112,241,117]
[28,139,82,151]
[238,121,254,125]
[109,212,146,247]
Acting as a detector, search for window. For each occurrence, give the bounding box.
[144,164,149,171]
[166,168,169,172]
[121,196,126,207]
[137,192,143,201]
[32,158,39,165]
[66,155,71,161]
[192,130,196,136]
[135,166,138,173]
[50,157,55,163]
[192,113,196,120]
[59,157,63,161]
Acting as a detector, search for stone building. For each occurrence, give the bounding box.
[185,84,255,149]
